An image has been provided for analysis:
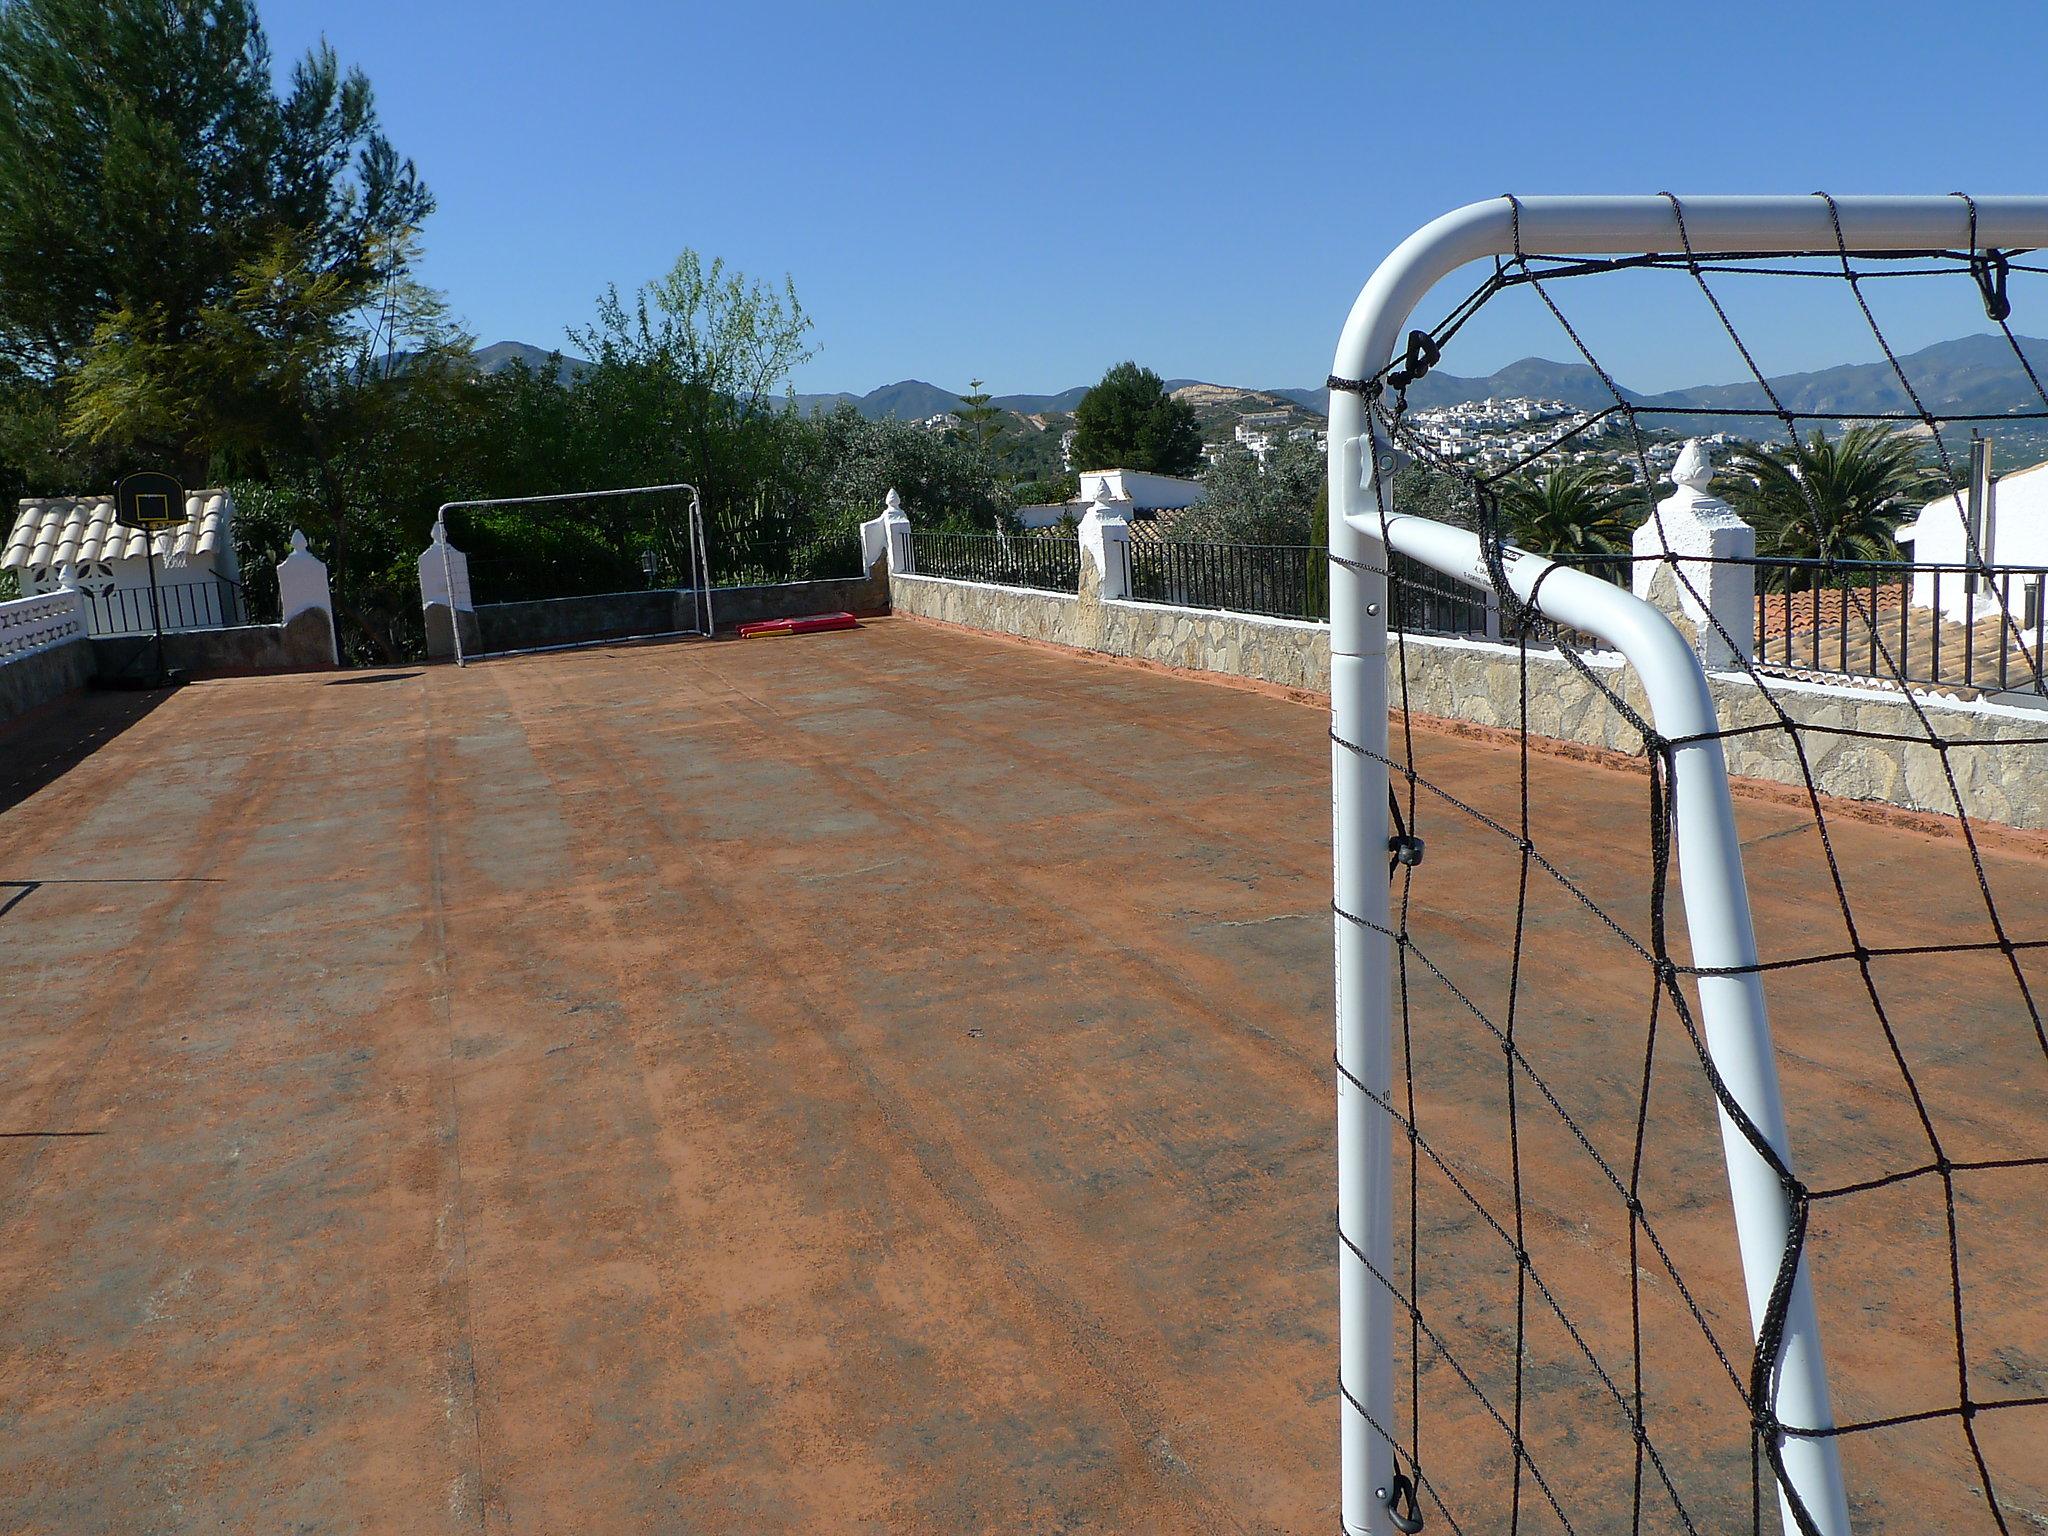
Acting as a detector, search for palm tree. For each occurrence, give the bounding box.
[1722,425,1944,593]
[1495,463,1640,579]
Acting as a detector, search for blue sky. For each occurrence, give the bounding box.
[258,0,2048,398]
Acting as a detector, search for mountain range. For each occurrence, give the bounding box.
[1380,333,2048,424]
[464,332,2048,431]
[470,340,587,387]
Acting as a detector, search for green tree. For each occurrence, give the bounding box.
[956,377,1003,457]
[1178,439,1325,545]
[203,257,475,662]
[772,404,1013,571]
[569,249,815,580]
[1495,462,1638,569]
[1014,472,1079,506]
[0,0,431,475]
[1068,361,1202,476]
[1390,462,1478,530]
[1722,425,1942,590]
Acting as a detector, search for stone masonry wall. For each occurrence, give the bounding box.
[889,572,1332,693]
[88,609,339,680]
[890,568,2048,832]
[0,631,93,727]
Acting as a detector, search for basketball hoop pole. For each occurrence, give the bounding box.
[1325,195,2048,1536]
[144,534,165,684]
[115,472,185,687]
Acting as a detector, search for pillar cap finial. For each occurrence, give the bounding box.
[1672,438,1713,493]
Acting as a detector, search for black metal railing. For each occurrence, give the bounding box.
[78,574,248,637]
[1119,539,1494,640]
[1751,557,2048,696]
[1123,539,1325,620]
[909,530,1082,593]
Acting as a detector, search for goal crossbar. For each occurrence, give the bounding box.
[1328,194,2048,1536]
[432,481,712,666]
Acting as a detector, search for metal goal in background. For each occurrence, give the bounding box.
[434,482,712,666]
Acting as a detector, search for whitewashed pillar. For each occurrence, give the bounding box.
[860,487,914,575]
[1077,489,1132,600]
[1633,439,1756,669]
[418,524,475,661]
[418,524,472,610]
[277,529,340,665]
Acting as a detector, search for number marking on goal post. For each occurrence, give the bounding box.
[1327,195,2048,1536]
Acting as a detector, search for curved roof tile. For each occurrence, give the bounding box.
[2,490,234,572]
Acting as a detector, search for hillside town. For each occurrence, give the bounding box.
[1402,396,1748,479]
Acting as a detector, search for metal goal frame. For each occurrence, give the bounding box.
[433,481,713,666]
[1327,195,2048,1536]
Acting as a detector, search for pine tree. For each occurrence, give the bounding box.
[0,0,432,470]
[1069,361,1202,477]
[957,377,1004,457]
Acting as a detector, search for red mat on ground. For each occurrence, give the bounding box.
[736,612,860,638]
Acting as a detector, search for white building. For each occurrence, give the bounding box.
[1078,469,1205,514]
[1016,468,1208,531]
[1896,457,2048,626]
[1235,426,1278,463]
[3,490,244,635]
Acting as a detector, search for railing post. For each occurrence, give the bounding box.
[1077,488,1131,600]
[277,529,340,665]
[1633,439,1756,669]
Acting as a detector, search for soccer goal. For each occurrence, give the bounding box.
[433,481,713,664]
[1328,197,2048,1536]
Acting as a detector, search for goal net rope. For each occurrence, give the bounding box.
[1328,193,2048,1536]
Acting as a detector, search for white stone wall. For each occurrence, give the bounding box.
[889,573,1082,648]
[0,589,87,663]
[887,567,2048,831]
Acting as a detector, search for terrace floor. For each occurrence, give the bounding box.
[0,618,2043,1534]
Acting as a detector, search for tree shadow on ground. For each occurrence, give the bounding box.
[0,687,175,818]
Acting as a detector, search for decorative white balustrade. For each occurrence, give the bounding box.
[0,589,87,664]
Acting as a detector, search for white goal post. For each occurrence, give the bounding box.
[433,481,713,666]
[1327,195,2048,1536]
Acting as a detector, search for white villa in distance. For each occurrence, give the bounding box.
[1896,448,2048,627]
[2,489,243,634]
[1014,468,1206,530]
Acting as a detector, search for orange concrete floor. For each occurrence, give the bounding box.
[0,618,2041,1534]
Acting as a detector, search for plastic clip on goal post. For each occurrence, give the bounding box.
[1328,195,2048,1536]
